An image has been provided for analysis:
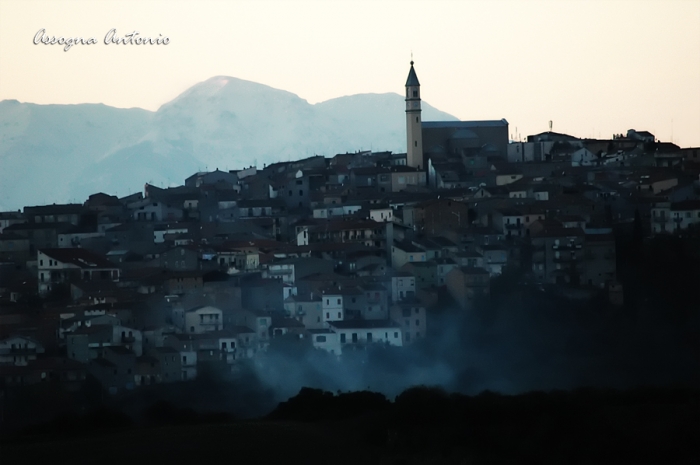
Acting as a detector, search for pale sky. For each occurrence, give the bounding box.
[1,0,699,147]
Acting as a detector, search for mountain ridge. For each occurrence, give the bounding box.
[0,76,458,210]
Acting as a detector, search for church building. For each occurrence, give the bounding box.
[404,61,509,186]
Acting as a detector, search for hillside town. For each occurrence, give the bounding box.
[1,63,699,399]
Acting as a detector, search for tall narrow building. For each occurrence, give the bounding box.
[405,61,424,170]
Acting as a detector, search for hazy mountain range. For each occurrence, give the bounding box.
[0,76,457,211]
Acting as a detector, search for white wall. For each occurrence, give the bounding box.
[322,294,344,326]
[311,332,341,355]
[184,306,223,334]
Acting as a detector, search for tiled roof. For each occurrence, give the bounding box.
[229,325,256,334]
[39,248,118,269]
[422,119,508,129]
[328,319,400,330]
[671,200,700,211]
[457,266,490,275]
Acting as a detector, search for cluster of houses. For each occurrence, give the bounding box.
[0,134,697,394]
[0,62,698,396]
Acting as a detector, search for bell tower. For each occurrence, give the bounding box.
[405,60,423,170]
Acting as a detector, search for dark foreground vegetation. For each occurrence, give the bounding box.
[2,385,698,465]
[2,233,698,463]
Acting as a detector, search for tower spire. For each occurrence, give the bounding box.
[405,60,423,170]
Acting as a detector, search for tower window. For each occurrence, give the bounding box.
[414,141,418,147]
[413,90,417,97]
[416,116,419,123]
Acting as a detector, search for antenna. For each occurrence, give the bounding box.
[549,120,553,132]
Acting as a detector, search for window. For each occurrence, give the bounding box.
[337,298,341,305]
[326,312,330,319]
[221,342,227,349]
[367,333,373,342]
[412,90,417,97]
[415,116,419,123]
[316,335,326,343]
[394,332,399,338]
[351,333,358,343]
[414,141,417,147]
[337,312,341,318]
[340,333,346,343]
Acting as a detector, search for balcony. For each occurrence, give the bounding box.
[200,320,221,325]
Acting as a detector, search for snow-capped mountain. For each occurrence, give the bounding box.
[0,76,457,210]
